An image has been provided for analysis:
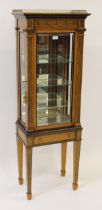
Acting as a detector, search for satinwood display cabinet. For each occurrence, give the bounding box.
[12,10,90,200]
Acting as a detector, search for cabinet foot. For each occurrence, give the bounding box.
[61,169,66,176]
[27,193,32,200]
[72,183,78,190]
[18,177,23,185]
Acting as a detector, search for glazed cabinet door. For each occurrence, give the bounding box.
[36,32,75,128]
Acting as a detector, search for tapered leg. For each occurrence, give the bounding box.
[25,147,32,200]
[72,140,81,190]
[17,138,23,185]
[61,142,67,176]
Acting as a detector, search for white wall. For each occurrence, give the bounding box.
[0,0,102,186]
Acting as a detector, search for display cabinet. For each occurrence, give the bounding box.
[12,10,90,200]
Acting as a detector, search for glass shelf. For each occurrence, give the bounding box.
[37,108,70,126]
[37,54,73,64]
[37,74,72,87]
[37,93,68,109]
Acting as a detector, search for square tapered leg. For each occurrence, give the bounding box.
[72,140,81,190]
[17,137,23,185]
[25,147,32,200]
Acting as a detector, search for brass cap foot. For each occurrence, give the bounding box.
[72,183,78,190]
[18,178,23,185]
[27,193,32,200]
[61,170,66,176]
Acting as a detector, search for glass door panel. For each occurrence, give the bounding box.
[36,33,74,127]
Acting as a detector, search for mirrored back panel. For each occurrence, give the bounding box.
[36,33,74,127]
